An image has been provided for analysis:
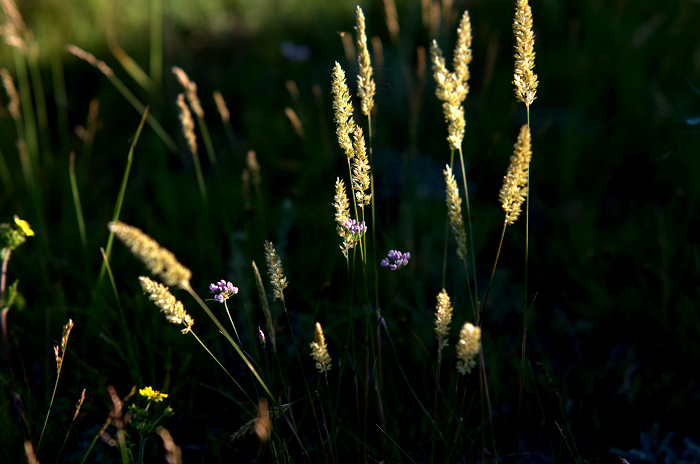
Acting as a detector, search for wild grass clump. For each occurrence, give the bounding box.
[0,0,635,462]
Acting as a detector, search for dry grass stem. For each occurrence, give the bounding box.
[284,107,305,140]
[499,125,532,226]
[264,240,288,303]
[434,289,453,353]
[1,68,20,120]
[444,165,467,261]
[382,0,401,44]
[212,91,230,124]
[24,440,39,464]
[231,403,291,441]
[331,62,356,160]
[176,93,197,156]
[252,261,275,352]
[310,322,332,373]
[139,276,194,334]
[456,322,481,374]
[254,398,272,442]
[172,66,204,118]
[513,0,538,106]
[66,45,114,77]
[158,427,183,464]
[355,6,375,116]
[351,126,371,207]
[109,221,192,288]
[0,0,28,53]
[246,150,261,194]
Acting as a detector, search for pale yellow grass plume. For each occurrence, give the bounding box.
[1,68,20,120]
[171,66,204,118]
[351,126,372,207]
[498,125,532,226]
[355,6,375,116]
[513,0,538,107]
[333,177,357,258]
[456,322,481,375]
[212,91,230,124]
[310,322,332,373]
[452,11,473,94]
[444,165,467,261]
[65,45,114,78]
[434,289,453,353]
[252,261,276,352]
[108,221,192,289]
[264,240,288,303]
[430,10,472,150]
[53,319,74,372]
[139,276,194,334]
[157,428,183,464]
[331,62,356,160]
[176,93,197,155]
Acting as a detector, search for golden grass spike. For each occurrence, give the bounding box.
[331,62,356,160]
[430,40,466,150]
[498,125,532,226]
[108,221,192,288]
[65,45,114,78]
[350,126,371,207]
[333,177,355,258]
[444,165,467,261]
[0,68,20,120]
[355,6,376,116]
[434,289,453,353]
[513,0,538,106]
[310,322,332,373]
[176,93,197,156]
[456,322,481,375]
[138,276,194,334]
[264,240,288,303]
[172,66,204,118]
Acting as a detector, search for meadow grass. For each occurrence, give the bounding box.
[1,0,699,463]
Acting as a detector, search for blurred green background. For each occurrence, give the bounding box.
[1,0,700,462]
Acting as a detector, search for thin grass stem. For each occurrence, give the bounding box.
[98,109,148,287]
[69,152,88,271]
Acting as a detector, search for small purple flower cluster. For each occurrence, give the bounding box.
[381,250,411,270]
[343,219,367,235]
[209,280,239,303]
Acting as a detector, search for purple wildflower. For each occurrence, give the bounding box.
[343,219,367,235]
[381,250,411,270]
[208,279,239,303]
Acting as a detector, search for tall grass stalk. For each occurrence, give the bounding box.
[98,109,149,288]
[150,0,163,86]
[36,319,74,452]
[69,152,88,270]
[107,29,158,94]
